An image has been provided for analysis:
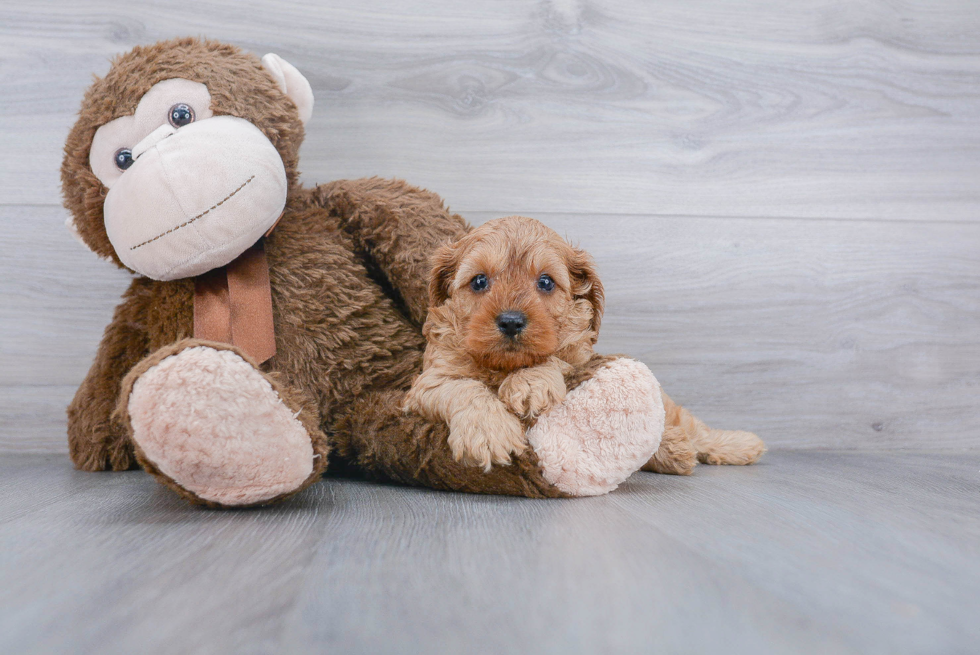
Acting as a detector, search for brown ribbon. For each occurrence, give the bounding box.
[194,239,277,364]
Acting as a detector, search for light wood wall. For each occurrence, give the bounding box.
[2,0,978,453]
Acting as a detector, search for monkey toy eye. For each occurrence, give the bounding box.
[168,103,195,128]
[470,274,489,292]
[537,274,555,292]
[114,148,134,171]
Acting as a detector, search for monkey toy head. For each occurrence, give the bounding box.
[61,37,314,281]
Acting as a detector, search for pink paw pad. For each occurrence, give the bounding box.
[127,346,314,505]
[527,358,665,496]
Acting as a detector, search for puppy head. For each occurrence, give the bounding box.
[430,216,604,371]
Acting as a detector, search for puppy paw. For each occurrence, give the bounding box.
[642,426,698,475]
[498,366,566,419]
[697,429,766,465]
[449,399,527,471]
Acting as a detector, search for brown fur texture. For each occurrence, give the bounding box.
[405,217,607,469]
[63,38,761,505]
[63,38,583,503]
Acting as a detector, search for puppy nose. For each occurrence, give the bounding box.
[496,311,527,338]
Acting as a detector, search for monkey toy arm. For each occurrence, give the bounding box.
[312,178,470,326]
[66,280,151,472]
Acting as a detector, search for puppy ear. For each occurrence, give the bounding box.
[429,241,462,307]
[568,247,604,338]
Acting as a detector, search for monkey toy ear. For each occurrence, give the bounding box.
[261,53,314,124]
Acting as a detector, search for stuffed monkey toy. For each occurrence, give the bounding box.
[61,38,756,508]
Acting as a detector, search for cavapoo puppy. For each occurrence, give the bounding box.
[405,215,599,470]
[405,215,765,474]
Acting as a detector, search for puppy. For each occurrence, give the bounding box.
[406,215,767,474]
[405,215,602,471]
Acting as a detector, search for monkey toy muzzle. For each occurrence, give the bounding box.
[103,115,288,281]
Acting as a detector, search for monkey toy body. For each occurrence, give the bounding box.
[61,38,717,507]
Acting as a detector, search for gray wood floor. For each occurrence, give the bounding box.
[2,1,979,653]
[1,451,978,654]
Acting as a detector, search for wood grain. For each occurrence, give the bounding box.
[2,5,979,654]
[2,0,980,218]
[0,451,977,654]
[4,205,977,452]
[2,4,978,447]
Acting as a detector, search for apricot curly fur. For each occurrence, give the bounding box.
[406,216,607,470]
[642,392,767,474]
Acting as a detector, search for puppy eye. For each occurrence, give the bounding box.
[470,274,489,292]
[537,274,555,292]
[114,148,134,171]
[168,103,195,128]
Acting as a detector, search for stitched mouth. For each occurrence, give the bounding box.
[130,175,256,251]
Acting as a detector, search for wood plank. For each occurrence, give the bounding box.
[0,451,977,653]
[0,387,72,455]
[2,0,980,219]
[0,205,129,388]
[0,454,333,654]
[4,204,977,452]
[608,451,980,654]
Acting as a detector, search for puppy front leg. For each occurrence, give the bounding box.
[498,357,571,419]
[406,371,526,471]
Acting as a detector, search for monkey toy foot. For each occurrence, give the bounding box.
[123,342,322,507]
[526,357,665,496]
